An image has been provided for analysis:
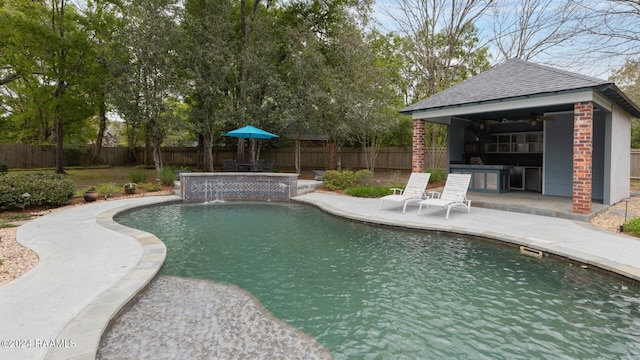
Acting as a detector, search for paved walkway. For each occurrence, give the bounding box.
[0,196,175,360]
[2,189,640,359]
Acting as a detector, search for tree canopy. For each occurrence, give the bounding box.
[2,0,640,173]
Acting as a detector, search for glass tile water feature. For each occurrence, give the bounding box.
[116,202,640,359]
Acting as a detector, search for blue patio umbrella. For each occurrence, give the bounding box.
[222,125,278,139]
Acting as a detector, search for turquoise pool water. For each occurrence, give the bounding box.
[116,202,640,359]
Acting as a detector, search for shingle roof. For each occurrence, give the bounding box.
[400,58,640,118]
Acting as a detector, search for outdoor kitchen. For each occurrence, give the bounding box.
[449,119,545,194]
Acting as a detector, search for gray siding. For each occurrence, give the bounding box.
[592,113,605,201]
[544,115,573,196]
[543,113,605,200]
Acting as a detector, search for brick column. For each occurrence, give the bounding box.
[573,102,593,214]
[412,119,425,173]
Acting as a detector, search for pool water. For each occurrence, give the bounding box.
[116,202,640,359]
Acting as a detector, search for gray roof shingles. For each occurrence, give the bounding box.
[400,58,636,115]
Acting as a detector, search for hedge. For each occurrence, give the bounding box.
[0,172,76,210]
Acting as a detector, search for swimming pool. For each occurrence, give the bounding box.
[116,202,640,359]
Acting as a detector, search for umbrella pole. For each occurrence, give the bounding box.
[237,138,245,161]
[250,138,256,162]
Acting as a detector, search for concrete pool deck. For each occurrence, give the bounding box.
[1,190,640,359]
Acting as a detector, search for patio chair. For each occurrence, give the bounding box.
[417,173,472,219]
[262,159,275,172]
[223,159,236,172]
[379,172,431,213]
[235,159,251,172]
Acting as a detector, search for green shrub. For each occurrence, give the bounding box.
[0,162,8,174]
[158,167,175,186]
[355,169,373,185]
[345,186,395,198]
[0,171,75,210]
[426,168,447,182]
[322,170,357,190]
[141,182,162,192]
[323,169,376,190]
[95,183,120,199]
[624,218,640,236]
[129,170,147,183]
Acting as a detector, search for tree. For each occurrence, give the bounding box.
[275,2,333,173]
[82,0,122,164]
[237,1,289,163]
[1,0,98,173]
[182,0,238,171]
[110,0,183,171]
[390,0,492,101]
[489,0,586,62]
[610,58,640,147]
[283,0,382,171]
[387,0,491,169]
[580,0,640,58]
[349,31,403,172]
[237,0,267,159]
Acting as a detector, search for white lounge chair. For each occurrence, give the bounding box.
[418,173,472,219]
[379,172,431,213]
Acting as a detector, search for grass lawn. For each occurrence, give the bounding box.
[0,166,173,225]
[65,166,162,189]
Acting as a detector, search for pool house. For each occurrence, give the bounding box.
[401,58,640,216]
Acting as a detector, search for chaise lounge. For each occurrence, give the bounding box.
[379,172,431,213]
[417,173,472,219]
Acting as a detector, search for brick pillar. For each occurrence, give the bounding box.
[573,102,593,214]
[412,119,425,173]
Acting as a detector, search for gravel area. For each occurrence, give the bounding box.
[97,276,331,360]
[0,190,175,286]
[0,226,38,285]
[589,195,640,233]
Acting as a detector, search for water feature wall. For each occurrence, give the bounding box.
[180,173,299,202]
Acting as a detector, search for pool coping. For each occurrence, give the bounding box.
[44,200,171,360]
[294,192,640,283]
[0,196,179,360]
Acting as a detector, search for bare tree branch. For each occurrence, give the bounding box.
[0,72,21,86]
[384,0,493,99]
[490,0,587,61]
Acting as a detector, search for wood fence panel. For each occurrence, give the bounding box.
[0,144,589,175]
[100,147,131,165]
[0,144,57,168]
[0,144,447,171]
[631,150,640,179]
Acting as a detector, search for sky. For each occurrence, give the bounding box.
[371,0,634,80]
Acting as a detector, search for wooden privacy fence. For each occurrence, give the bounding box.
[7,144,640,176]
[265,147,446,170]
[136,146,448,171]
[0,144,130,168]
[0,144,447,171]
[631,150,640,179]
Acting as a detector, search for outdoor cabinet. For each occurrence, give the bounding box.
[510,166,524,190]
[485,131,543,153]
[525,167,542,192]
[450,165,510,194]
[509,166,542,192]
